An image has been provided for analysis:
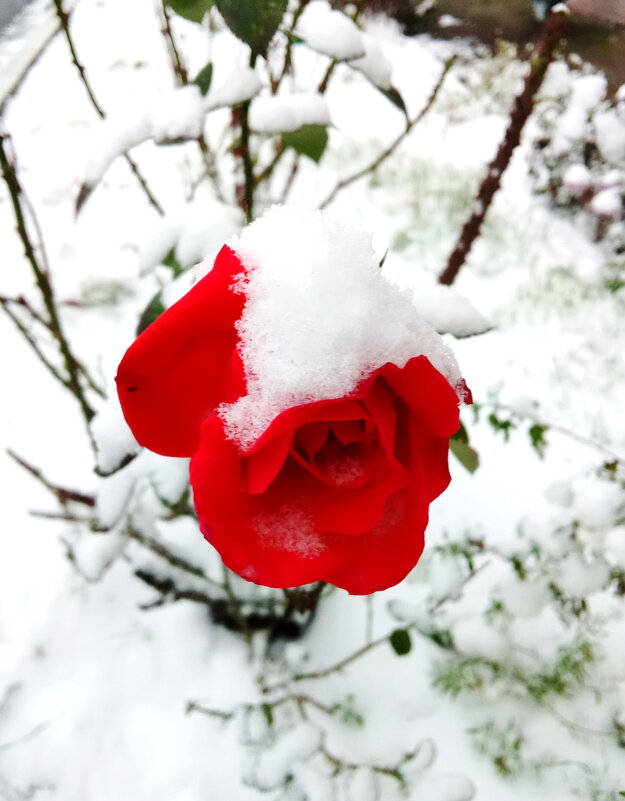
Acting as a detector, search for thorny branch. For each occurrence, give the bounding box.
[319,55,456,209]
[438,6,570,285]
[51,0,163,215]
[0,133,100,429]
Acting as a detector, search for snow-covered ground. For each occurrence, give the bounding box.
[1,1,625,799]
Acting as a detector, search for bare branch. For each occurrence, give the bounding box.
[319,55,456,209]
[438,7,569,286]
[51,0,164,215]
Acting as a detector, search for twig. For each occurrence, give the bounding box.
[272,0,310,93]
[0,133,98,426]
[126,525,223,589]
[0,299,68,386]
[160,1,189,85]
[7,448,95,508]
[437,6,569,286]
[158,1,221,198]
[51,0,163,215]
[319,55,456,209]
[237,53,258,223]
[0,293,50,328]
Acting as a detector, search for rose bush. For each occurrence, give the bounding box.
[117,243,467,594]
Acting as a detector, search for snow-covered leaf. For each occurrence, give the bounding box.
[216,0,288,57]
[193,61,213,96]
[296,0,365,61]
[249,93,330,133]
[204,66,262,109]
[381,86,408,117]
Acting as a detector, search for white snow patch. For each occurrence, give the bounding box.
[296,1,366,61]
[150,85,205,142]
[594,109,625,163]
[204,66,262,110]
[589,187,622,221]
[555,552,611,597]
[562,163,592,197]
[350,35,393,90]
[604,526,625,568]
[452,617,509,662]
[91,397,140,474]
[249,92,331,134]
[220,205,463,448]
[244,722,322,790]
[572,476,625,529]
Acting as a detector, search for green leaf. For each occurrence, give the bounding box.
[167,0,215,23]
[381,86,408,118]
[161,247,184,277]
[136,292,166,335]
[450,424,479,473]
[193,62,213,96]
[528,423,548,458]
[389,628,412,656]
[216,0,288,57]
[281,125,328,163]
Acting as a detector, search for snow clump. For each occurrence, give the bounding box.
[220,205,464,448]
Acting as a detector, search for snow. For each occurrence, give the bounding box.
[604,526,625,567]
[90,396,140,474]
[296,0,366,61]
[562,163,592,196]
[221,205,463,448]
[244,722,322,790]
[84,104,152,185]
[350,36,393,90]
[249,93,331,134]
[589,187,623,220]
[555,552,611,597]
[204,66,262,110]
[150,85,205,143]
[594,109,625,163]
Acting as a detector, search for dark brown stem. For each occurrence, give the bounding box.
[282,582,326,614]
[0,133,98,426]
[239,53,258,223]
[438,7,569,286]
[52,0,163,215]
[319,55,455,209]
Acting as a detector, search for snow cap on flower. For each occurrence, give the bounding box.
[221,204,466,448]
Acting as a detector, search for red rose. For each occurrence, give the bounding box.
[117,244,465,594]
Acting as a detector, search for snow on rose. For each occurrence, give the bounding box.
[116,206,471,594]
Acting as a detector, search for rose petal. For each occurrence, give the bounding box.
[324,489,428,594]
[245,433,293,494]
[116,246,246,457]
[191,417,348,587]
[380,357,460,438]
